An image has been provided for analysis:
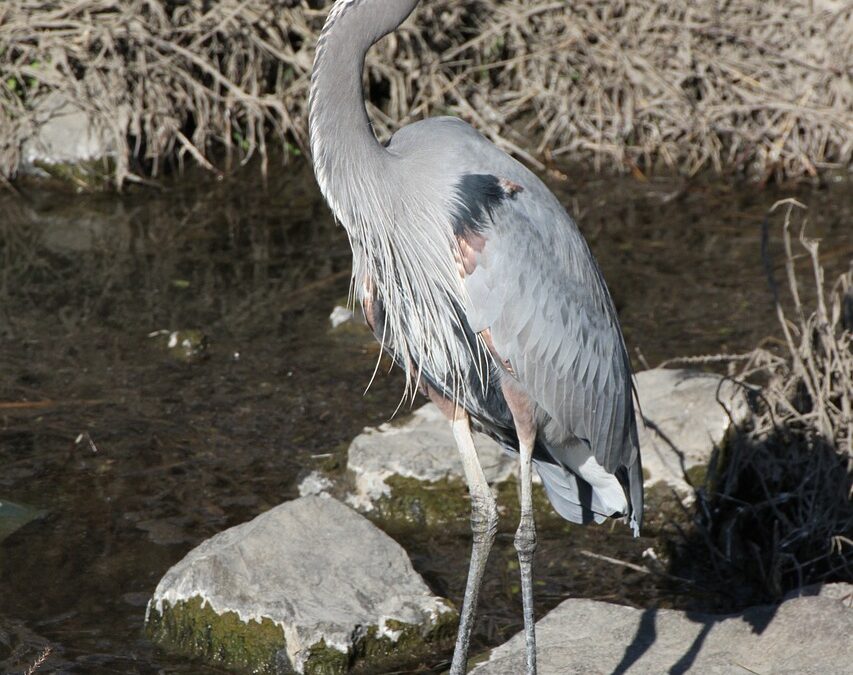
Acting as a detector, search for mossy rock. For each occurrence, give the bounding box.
[145,596,289,674]
[348,610,458,673]
[146,595,457,674]
[368,475,471,530]
[367,473,560,533]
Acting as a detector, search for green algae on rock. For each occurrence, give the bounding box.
[369,474,471,529]
[145,596,288,674]
[362,472,562,534]
[145,594,457,675]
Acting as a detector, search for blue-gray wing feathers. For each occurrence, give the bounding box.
[459,174,642,533]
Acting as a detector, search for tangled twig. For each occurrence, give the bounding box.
[678,202,853,604]
[0,0,850,187]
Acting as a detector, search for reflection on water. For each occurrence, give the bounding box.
[0,159,849,672]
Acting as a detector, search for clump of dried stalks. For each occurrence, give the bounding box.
[1,0,851,187]
[683,201,852,605]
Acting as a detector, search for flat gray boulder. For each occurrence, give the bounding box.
[636,368,750,495]
[471,584,853,674]
[345,403,516,511]
[145,495,456,674]
[328,368,750,520]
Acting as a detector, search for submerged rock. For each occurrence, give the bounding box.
[0,499,46,544]
[636,368,750,496]
[0,615,59,674]
[145,495,456,674]
[148,329,209,363]
[471,584,853,674]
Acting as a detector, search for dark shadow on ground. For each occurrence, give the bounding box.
[611,607,657,674]
[610,602,782,674]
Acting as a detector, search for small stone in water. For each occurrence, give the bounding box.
[149,329,209,363]
[329,305,354,328]
[298,470,334,497]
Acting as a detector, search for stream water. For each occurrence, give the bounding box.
[0,159,850,673]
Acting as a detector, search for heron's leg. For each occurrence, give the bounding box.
[425,388,497,675]
[516,438,537,674]
[449,413,498,675]
[502,380,538,675]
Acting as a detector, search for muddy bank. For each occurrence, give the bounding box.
[0,160,850,672]
[1,0,850,187]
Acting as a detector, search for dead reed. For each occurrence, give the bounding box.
[679,202,852,605]
[23,647,52,675]
[1,1,850,187]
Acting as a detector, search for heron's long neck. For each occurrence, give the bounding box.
[309,0,418,223]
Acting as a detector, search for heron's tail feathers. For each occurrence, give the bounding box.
[534,459,607,525]
[625,447,644,536]
[533,447,643,536]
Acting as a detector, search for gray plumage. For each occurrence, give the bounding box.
[309,1,643,672]
[322,108,643,533]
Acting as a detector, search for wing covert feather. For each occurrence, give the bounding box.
[463,192,637,473]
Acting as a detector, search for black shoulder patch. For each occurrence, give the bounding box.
[452,174,522,236]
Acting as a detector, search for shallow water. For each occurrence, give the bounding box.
[0,159,850,673]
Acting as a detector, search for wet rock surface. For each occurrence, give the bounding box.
[636,368,751,496]
[471,583,853,674]
[145,495,456,674]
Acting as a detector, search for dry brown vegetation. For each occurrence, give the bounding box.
[677,202,853,605]
[1,0,851,187]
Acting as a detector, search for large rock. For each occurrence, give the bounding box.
[324,368,749,523]
[145,495,456,674]
[471,584,853,674]
[345,403,516,514]
[636,368,750,495]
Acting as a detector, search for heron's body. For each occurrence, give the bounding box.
[375,115,642,528]
[309,1,642,672]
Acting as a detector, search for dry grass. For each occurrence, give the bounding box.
[23,647,52,675]
[1,0,851,187]
[678,202,852,605]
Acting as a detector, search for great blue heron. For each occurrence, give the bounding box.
[309,1,643,673]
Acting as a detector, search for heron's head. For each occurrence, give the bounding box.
[321,0,420,48]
